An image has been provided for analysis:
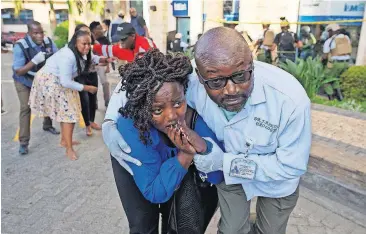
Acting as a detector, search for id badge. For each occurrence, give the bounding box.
[229,158,257,180]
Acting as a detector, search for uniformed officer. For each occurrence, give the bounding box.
[254,22,276,64]
[322,23,352,65]
[300,26,317,60]
[12,21,59,155]
[273,17,301,63]
[322,23,351,101]
[102,27,311,234]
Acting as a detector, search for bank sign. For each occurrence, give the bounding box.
[172,0,188,17]
[299,0,365,25]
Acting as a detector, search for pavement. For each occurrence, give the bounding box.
[2,52,366,234]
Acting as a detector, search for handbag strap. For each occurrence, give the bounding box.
[189,109,199,130]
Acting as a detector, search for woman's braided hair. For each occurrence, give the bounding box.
[118,48,193,145]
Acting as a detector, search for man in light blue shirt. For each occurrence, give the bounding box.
[12,21,59,155]
[102,27,311,234]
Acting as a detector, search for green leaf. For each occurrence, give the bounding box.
[324,85,334,95]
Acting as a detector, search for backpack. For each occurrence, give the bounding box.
[263,29,275,46]
[278,31,295,51]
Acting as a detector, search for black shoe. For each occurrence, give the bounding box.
[43,126,60,135]
[19,144,29,155]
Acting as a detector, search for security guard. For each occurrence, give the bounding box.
[322,23,351,101]
[102,27,311,234]
[12,21,59,155]
[300,26,316,59]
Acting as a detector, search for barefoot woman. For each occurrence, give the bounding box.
[29,30,108,160]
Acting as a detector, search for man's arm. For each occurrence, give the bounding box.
[104,80,128,122]
[223,99,312,184]
[322,39,331,61]
[12,44,36,76]
[93,44,135,62]
[138,16,150,38]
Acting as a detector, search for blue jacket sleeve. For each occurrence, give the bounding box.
[117,117,188,203]
[194,115,224,184]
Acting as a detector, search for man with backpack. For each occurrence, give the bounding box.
[255,22,275,64]
[322,23,352,101]
[12,21,59,155]
[273,17,301,63]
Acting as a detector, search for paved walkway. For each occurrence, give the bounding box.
[2,53,366,233]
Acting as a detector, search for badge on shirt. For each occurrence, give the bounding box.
[229,158,257,180]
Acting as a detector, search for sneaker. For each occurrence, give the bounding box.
[19,144,29,155]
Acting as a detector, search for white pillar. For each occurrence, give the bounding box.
[356,8,366,65]
[143,0,150,29]
[203,0,223,31]
[148,0,169,53]
[189,0,203,45]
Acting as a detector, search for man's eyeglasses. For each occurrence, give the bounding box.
[195,64,254,90]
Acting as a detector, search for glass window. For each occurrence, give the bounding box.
[1,8,34,25]
[130,0,144,17]
[223,0,240,21]
[54,9,68,24]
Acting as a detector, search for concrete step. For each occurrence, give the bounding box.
[302,135,366,215]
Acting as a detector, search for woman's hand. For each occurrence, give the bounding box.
[84,85,98,94]
[178,121,207,154]
[167,124,196,154]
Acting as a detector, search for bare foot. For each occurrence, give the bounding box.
[86,126,93,136]
[90,122,101,130]
[59,141,80,148]
[66,148,78,160]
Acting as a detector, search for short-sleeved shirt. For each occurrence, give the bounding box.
[273,31,299,52]
[323,34,351,61]
[131,16,146,37]
[12,34,58,87]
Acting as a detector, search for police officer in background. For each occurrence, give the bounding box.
[299,26,317,60]
[254,22,275,64]
[322,23,352,101]
[273,17,302,63]
[322,23,352,65]
[12,21,59,155]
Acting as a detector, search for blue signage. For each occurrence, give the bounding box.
[172,0,188,17]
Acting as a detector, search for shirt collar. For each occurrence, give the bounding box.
[26,34,42,48]
[250,73,266,105]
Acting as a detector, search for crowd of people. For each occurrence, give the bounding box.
[9,10,356,234]
[247,17,352,68]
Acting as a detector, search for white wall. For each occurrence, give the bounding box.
[356,8,366,65]
[189,0,203,45]
[238,0,300,38]
[147,0,169,53]
[203,0,223,31]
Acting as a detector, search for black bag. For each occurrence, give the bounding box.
[167,109,218,234]
[168,166,205,234]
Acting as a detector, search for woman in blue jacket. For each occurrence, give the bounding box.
[111,49,223,233]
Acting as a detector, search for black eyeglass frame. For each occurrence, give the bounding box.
[195,64,254,90]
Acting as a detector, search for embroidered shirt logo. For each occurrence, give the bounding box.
[254,117,278,133]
